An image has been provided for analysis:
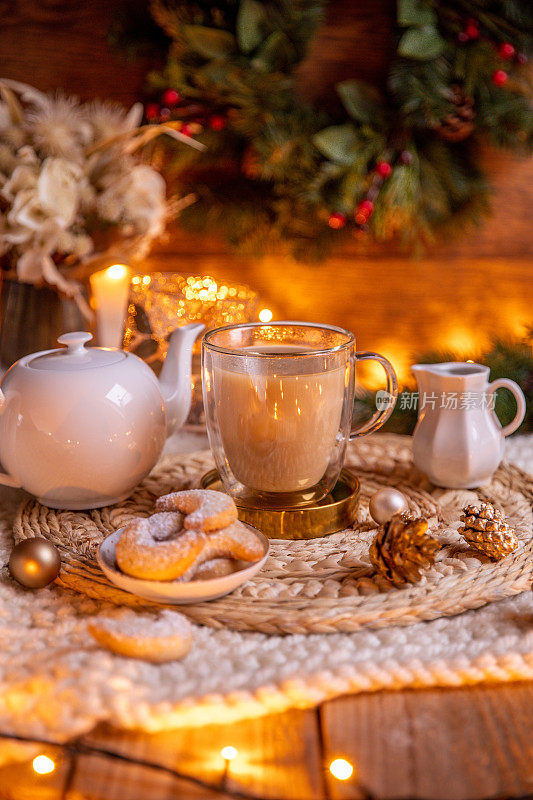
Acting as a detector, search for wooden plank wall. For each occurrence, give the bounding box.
[1,0,531,376]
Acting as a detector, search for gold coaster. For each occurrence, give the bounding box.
[200,469,359,539]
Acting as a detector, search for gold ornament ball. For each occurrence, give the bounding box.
[9,539,61,589]
[369,488,408,525]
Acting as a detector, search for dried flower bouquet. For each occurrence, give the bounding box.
[0,80,201,316]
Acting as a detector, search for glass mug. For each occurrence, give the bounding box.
[202,322,398,507]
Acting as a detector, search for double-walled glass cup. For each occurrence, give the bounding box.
[202,322,397,507]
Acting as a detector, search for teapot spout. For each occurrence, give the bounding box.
[159,323,204,437]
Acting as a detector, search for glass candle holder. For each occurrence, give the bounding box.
[123,273,259,427]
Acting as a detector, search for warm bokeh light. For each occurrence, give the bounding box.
[446,328,478,354]
[329,758,354,781]
[259,308,273,322]
[107,264,129,280]
[32,755,55,774]
[220,746,238,761]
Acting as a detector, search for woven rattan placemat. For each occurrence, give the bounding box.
[13,435,533,635]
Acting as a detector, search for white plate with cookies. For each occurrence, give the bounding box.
[97,524,270,604]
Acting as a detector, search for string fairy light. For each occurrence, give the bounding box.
[220,744,238,789]
[329,757,354,781]
[32,754,55,774]
[220,746,238,761]
[3,731,367,798]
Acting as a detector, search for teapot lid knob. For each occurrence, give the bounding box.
[57,332,93,355]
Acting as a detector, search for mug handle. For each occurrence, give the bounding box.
[486,378,526,437]
[350,351,398,439]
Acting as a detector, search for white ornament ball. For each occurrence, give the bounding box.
[369,488,408,525]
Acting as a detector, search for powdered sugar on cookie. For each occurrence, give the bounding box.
[88,609,193,663]
[155,489,237,531]
[117,520,264,581]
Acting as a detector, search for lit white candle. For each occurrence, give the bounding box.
[90,264,132,349]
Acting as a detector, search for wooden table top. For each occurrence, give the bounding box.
[2,681,533,799]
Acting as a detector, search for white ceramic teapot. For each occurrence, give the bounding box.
[412,362,526,488]
[0,324,204,509]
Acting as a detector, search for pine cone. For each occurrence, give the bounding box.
[459,503,518,560]
[435,85,475,142]
[369,513,440,586]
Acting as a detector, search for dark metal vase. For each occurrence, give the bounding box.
[0,278,89,369]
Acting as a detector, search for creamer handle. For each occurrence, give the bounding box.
[486,378,526,437]
[0,389,22,488]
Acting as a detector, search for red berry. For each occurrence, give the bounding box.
[358,200,374,215]
[145,103,160,121]
[498,42,516,60]
[159,107,171,120]
[375,161,392,179]
[465,23,480,39]
[328,212,347,230]
[161,88,180,106]
[180,124,193,136]
[209,114,226,131]
[457,31,470,43]
[492,69,508,86]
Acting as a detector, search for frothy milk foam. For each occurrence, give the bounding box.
[213,345,346,492]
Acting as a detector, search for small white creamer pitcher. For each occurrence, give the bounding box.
[412,362,526,488]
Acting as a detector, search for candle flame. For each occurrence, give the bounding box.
[107,264,129,280]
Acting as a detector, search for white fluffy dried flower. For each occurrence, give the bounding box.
[3,126,26,150]
[38,158,83,227]
[7,187,47,232]
[16,145,39,166]
[1,164,38,201]
[0,143,16,173]
[28,94,89,160]
[96,165,166,237]
[0,102,11,132]
[55,230,93,259]
[86,99,143,143]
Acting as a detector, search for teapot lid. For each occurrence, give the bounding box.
[29,332,126,371]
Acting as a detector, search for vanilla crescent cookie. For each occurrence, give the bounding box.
[117,519,263,581]
[116,512,185,580]
[155,489,238,532]
[180,557,236,582]
[87,609,193,663]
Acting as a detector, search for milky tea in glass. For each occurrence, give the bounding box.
[202,323,397,507]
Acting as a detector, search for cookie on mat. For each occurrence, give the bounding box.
[87,609,193,663]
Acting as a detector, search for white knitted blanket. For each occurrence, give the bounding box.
[0,436,532,741]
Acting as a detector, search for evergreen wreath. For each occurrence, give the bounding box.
[143,0,532,260]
